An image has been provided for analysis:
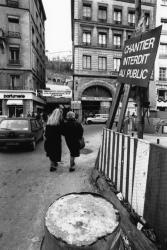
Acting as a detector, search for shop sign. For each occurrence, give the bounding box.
[4,94,25,99]
[118,25,162,87]
[42,90,72,98]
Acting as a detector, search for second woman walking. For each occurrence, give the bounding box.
[62,111,84,172]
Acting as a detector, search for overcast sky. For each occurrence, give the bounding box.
[42,0,72,59]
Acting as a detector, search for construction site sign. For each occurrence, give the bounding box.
[118,25,162,87]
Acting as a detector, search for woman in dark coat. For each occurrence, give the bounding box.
[44,109,62,172]
[62,111,84,172]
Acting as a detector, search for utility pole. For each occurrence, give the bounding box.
[135,0,144,139]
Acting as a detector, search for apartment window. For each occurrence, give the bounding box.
[159,67,167,80]
[145,12,150,29]
[158,89,165,99]
[10,75,20,90]
[98,6,107,22]
[83,55,91,69]
[8,15,20,37]
[98,57,107,71]
[114,58,121,72]
[113,34,122,49]
[9,45,20,64]
[83,3,92,20]
[98,32,107,47]
[127,32,133,40]
[114,9,122,24]
[161,0,167,5]
[160,44,167,56]
[83,31,91,45]
[161,19,167,31]
[128,11,135,26]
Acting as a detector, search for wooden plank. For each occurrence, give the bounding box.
[110,131,115,182]
[106,83,124,129]
[132,140,150,217]
[106,129,111,178]
[117,84,131,132]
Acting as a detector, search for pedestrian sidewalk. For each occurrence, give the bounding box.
[29,128,102,250]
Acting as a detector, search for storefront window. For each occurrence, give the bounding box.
[8,106,23,117]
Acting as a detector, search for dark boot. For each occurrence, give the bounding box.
[69,157,75,172]
[50,161,58,172]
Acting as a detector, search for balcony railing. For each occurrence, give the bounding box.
[83,16,91,21]
[158,97,166,102]
[141,0,155,4]
[114,20,122,25]
[9,59,21,65]
[7,31,21,38]
[9,86,24,90]
[110,71,119,77]
[128,22,135,27]
[98,43,107,48]
[113,45,122,50]
[82,42,91,46]
[6,0,19,7]
[98,18,107,23]
[159,78,167,81]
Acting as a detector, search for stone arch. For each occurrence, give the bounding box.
[78,80,117,100]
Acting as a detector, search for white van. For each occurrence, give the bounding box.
[86,114,109,124]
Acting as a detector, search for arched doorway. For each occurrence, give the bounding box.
[81,85,113,118]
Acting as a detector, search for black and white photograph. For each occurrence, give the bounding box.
[0,0,167,249]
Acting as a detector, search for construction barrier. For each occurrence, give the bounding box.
[97,128,150,218]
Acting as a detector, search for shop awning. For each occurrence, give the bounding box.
[46,97,71,104]
[6,100,23,105]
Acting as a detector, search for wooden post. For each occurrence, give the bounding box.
[42,193,122,250]
[106,83,124,129]
[117,84,131,132]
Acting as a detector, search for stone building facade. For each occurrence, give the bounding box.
[71,0,156,119]
[0,0,46,117]
[154,0,167,112]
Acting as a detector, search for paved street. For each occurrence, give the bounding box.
[0,124,103,250]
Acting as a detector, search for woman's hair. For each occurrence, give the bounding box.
[47,109,61,126]
[66,111,75,120]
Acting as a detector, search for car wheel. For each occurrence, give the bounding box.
[87,120,92,124]
[30,140,36,151]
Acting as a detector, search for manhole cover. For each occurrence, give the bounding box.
[80,148,93,154]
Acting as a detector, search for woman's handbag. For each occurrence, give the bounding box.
[79,137,85,149]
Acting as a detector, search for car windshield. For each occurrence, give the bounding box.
[0,120,29,131]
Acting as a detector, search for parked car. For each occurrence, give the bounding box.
[0,117,44,150]
[0,115,8,123]
[86,114,109,124]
